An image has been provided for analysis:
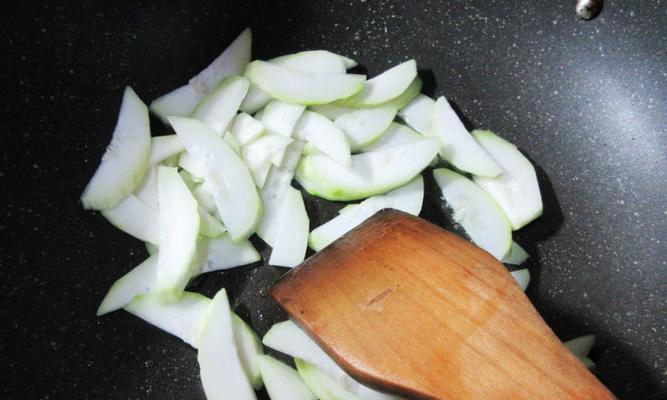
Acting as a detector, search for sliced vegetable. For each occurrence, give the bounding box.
[192,182,217,214]
[133,166,159,209]
[379,76,423,110]
[197,289,256,400]
[224,130,242,155]
[149,135,184,164]
[433,168,512,260]
[240,85,273,114]
[271,50,347,74]
[101,194,160,245]
[397,93,434,135]
[510,268,531,291]
[242,134,294,188]
[178,151,206,181]
[150,28,251,122]
[124,291,209,347]
[564,335,596,369]
[295,359,360,400]
[263,320,341,375]
[257,141,305,246]
[309,103,356,120]
[145,241,158,255]
[336,60,416,107]
[149,84,206,123]
[154,167,200,301]
[310,176,424,251]
[334,106,397,151]
[189,28,252,92]
[296,137,439,201]
[170,117,262,240]
[259,100,306,138]
[258,355,317,400]
[96,254,159,316]
[431,97,502,177]
[81,87,151,210]
[294,111,351,166]
[503,241,530,265]
[360,122,422,152]
[264,321,397,400]
[197,206,226,237]
[245,60,366,105]
[232,314,264,390]
[472,130,544,230]
[192,76,249,135]
[269,187,309,267]
[231,112,265,145]
[196,235,261,275]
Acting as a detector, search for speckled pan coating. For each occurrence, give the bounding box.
[1,1,665,400]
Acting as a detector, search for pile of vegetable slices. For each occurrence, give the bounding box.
[83,28,596,400]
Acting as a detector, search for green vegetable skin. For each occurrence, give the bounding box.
[258,355,316,400]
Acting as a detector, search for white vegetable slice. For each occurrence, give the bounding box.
[189,28,252,92]
[269,187,309,268]
[334,106,397,151]
[149,84,206,123]
[196,235,261,274]
[294,111,351,166]
[149,135,184,164]
[310,103,356,120]
[240,85,273,114]
[397,93,434,135]
[233,314,264,390]
[503,241,530,265]
[178,152,206,181]
[192,76,249,135]
[564,335,596,369]
[245,60,366,105]
[231,112,265,145]
[510,268,531,291]
[256,141,305,246]
[197,206,226,237]
[259,100,306,138]
[197,289,257,400]
[296,137,439,201]
[150,28,251,122]
[242,134,294,188]
[96,254,159,316]
[472,130,544,230]
[295,359,360,400]
[336,60,417,107]
[145,241,158,255]
[379,76,423,110]
[433,168,512,260]
[564,335,596,358]
[271,50,347,74]
[263,321,341,377]
[154,167,200,302]
[431,97,502,177]
[309,176,424,251]
[192,182,217,214]
[264,321,397,400]
[224,130,242,155]
[360,122,422,152]
[170,117,262,240]
[134,166,159,209]
[258,355,316,400]
[81,87,151,210]
[124,291,209,347]
[101,194,160,245]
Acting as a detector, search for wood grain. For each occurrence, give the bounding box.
[272,209,614,400]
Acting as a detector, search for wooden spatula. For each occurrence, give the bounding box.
[271,209,614,400]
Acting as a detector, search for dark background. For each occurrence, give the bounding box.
[1,1,665,399]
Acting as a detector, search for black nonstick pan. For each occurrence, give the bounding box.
[2,1,665,399]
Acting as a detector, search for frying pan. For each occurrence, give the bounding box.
[1,1,665,399]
